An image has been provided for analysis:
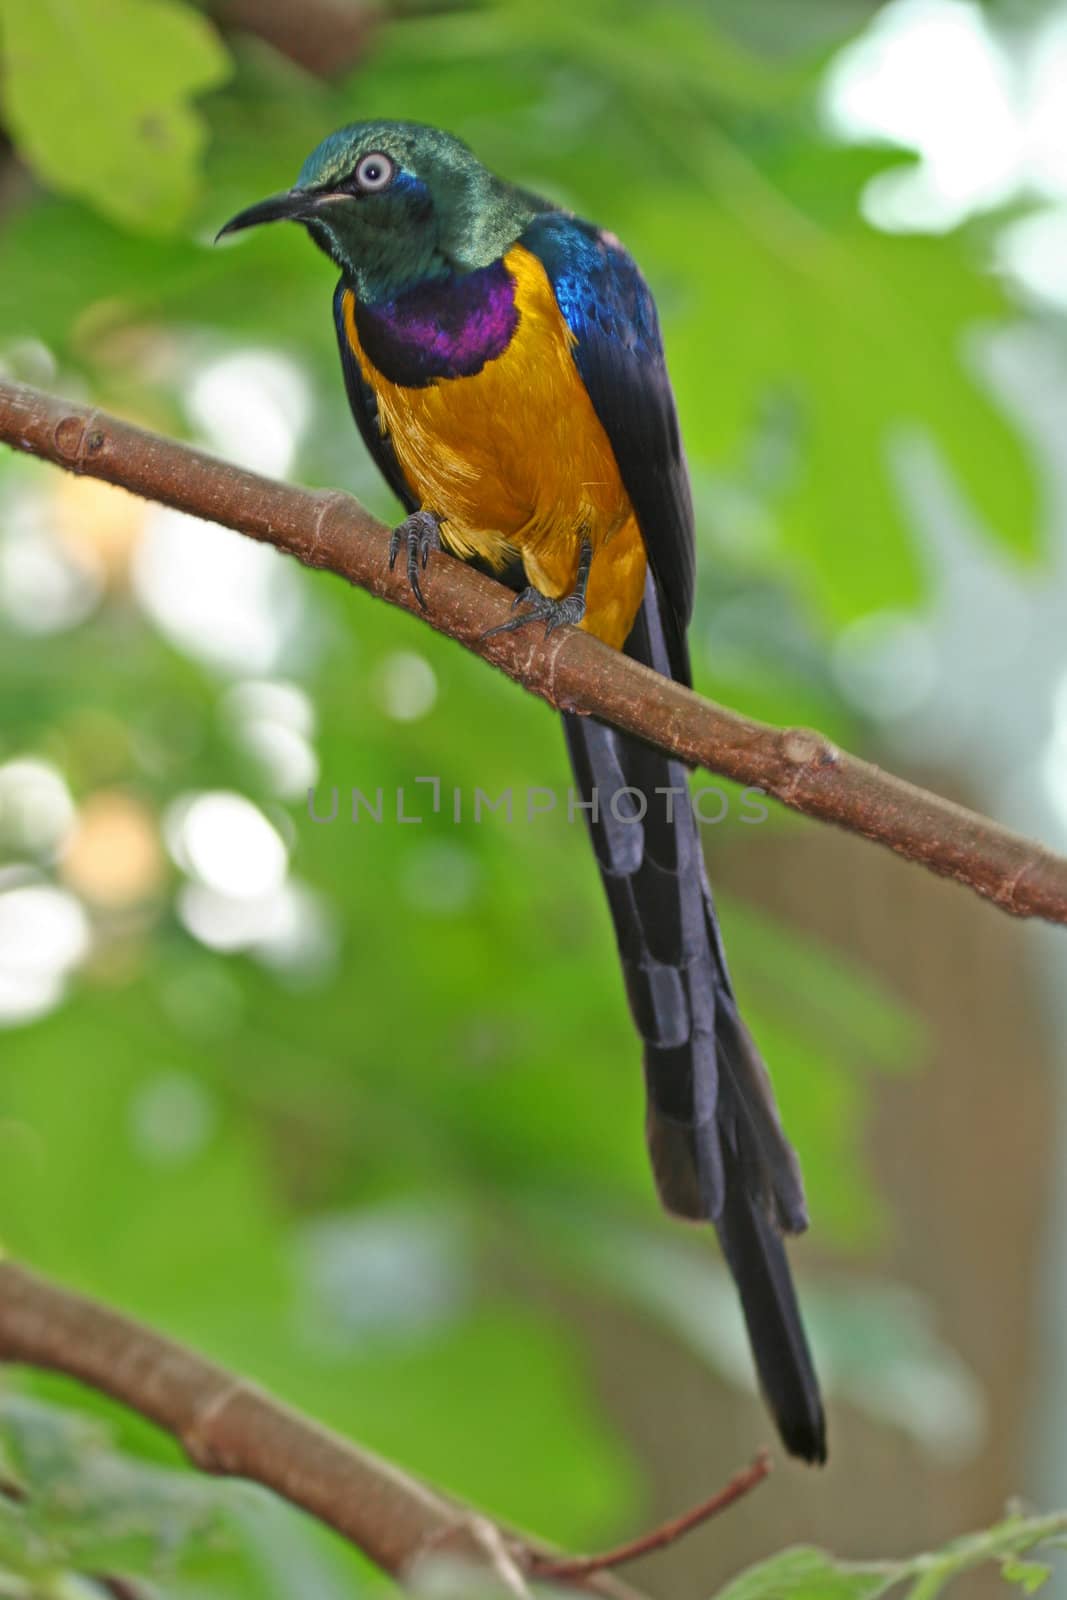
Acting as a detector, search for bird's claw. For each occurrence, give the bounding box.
[388,510,443,610]
[483,586,587,641]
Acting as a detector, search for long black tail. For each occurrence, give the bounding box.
[563,579,826,1463]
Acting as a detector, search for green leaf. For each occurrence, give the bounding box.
[0,0,230,233]
[999,1558,1053,1595]
[900,1515,1067,1600]
[714,1546,898,1600]
[714,1514,1067,1600]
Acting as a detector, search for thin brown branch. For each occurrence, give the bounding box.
[0,1260,644,1599]
[532,1451,771,1583]
[1,377,1065,925]
[213,0,378,79]
[89,1579,150,1600]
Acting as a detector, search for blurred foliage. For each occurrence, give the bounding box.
[0,0,230,233]
[0,0,1056,1595]
[0,1393,229,1593]
[0,1390,386,1597]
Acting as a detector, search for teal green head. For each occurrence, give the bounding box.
[217,119,541,302]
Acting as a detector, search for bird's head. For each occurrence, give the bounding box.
[217,120,540,302]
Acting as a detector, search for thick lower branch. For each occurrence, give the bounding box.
[1,378,1065,926]
[0,1261,643,1598]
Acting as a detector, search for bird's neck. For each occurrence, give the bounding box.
[312,175,545,306]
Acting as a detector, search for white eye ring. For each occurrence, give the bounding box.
[354,152,395,192]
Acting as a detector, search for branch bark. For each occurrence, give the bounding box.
[0,1260,645,1598]
[2,377,1065,926]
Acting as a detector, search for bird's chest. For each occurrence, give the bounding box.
[339,247,630,568]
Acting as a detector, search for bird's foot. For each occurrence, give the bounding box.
[482,538,593,642]
[389,510,443,610]
[483,587,587,640]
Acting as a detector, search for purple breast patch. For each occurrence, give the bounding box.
[353,259,520,387]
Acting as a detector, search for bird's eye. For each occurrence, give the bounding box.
[354,152,395,193]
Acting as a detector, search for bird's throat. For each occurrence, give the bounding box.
[349,259,519,388]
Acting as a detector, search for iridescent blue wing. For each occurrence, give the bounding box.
[521,212,695,684]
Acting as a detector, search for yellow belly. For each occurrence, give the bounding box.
[340,245,648,650]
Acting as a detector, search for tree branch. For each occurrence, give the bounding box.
[2,377,1065,926]
[531,1452,771,1583]
[0,1260,646,1598]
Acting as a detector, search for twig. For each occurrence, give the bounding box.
[0,1261,644,1599]
[89,1580,150,1600]
[530,1452,772,1583]
[215,0,377,78]
[0,1471,27,1504]
[1,378,1065,926]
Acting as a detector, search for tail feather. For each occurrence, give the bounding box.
[716,1152,827,1463]
[715,988,809,1236]
[563,576,826,1463]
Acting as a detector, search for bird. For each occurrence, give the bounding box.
[219,119,826,1463]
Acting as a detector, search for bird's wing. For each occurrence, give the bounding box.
[333,280,419,515]
[521,212,695,685]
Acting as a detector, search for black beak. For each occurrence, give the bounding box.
[215,189,330,242]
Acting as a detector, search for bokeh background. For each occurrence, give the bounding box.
[1,1,1066,1595]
